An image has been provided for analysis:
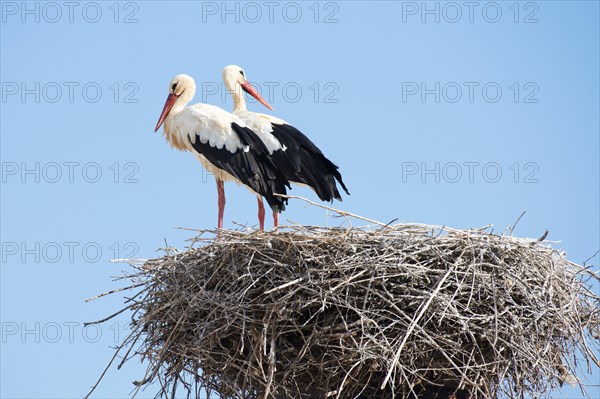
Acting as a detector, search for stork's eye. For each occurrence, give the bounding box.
[172,83,177,91]
[239,70,244,76]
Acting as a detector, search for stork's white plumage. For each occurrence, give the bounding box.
[222,65,350,228]
[154,74,289,230]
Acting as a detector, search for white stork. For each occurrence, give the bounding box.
[154,74,290,230]
[222,65,350,228]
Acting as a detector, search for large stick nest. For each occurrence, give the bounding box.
[89,223,599,399]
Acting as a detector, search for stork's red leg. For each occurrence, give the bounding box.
[257,197,265,231]
[272,211,279,230]
[216,178,226,229]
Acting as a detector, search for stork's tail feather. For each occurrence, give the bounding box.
[318,156,350,200]
[267,123,350,203]
[297,152,344,203]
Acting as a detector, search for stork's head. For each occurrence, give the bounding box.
[154,74,196,132]
[222,65,273,111]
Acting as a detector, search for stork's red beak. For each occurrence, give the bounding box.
[154,92,178,132]
[241,81,274,111]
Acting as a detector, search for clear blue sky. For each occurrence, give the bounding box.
[1,1,598,398]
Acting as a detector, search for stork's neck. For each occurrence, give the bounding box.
[225,80,247,113]
[163,99,189,151]
[165,88,195,124]
[232,88,247,113]
[169,100,187,117]
[163,89,194,146]
[164,100,186,135]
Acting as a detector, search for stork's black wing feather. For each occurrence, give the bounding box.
[268,123,350,202]
[189,123,290,212]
